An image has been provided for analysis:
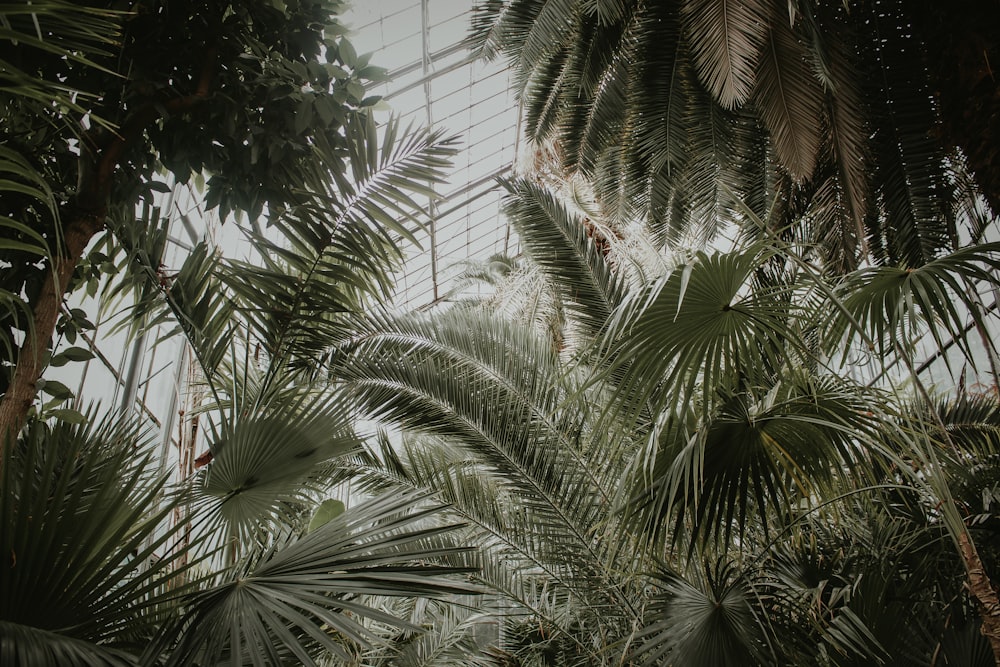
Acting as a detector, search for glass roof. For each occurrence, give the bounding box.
[345,0,520,309]
[55,2,519,437]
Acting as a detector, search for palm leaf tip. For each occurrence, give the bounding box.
[681,0,771,109]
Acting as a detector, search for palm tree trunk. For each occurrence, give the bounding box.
[959,529,1000,665]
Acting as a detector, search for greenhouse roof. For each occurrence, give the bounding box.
[346,0,521,308]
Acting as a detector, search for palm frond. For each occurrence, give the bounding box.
[861,0,955,267]
[628,5,690,229]
[752,9,823,182]
[471,0,549,64]
[519,0,582,79]
[338,308,649,646]
[802,2,871,267]
[680,0,770,109]
[0,145,58,365]
[358,434,603,610]
[223,114,457,372]
[364,599,497,667]
[502,179,626,340]
[625,373,878,549]
[603,244,799,423]
[190,386,362,545]
[559,9,635,175]
[105,206,235,381]
[339,310,617,565]
[0,2,120,128]
[632,561,767,667]
[168,491,475,667]
[830,242,1000,371]
[0,414,202,665]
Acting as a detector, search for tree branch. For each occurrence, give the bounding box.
[0,46,218,465]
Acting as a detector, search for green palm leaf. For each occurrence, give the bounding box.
[0,2,120,126]
[105,209,235,381]
[338,309,646,644]
[680,0,769,109]
[830,242,1000,369]
[632,561,767,667]
[223,114,457,371]
[603,244,798,422]
[0,416,202,666]
[340,310,614,563]
[861,0,955,267]
[626,374,877,549]
[800,3,872,266]
[752,9,823,182]
[363,599,497,667]
[168,491,474,667]
[190,387,362,545]
[502,179,626,340]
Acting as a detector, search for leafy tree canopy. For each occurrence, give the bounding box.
[0,0,389,436]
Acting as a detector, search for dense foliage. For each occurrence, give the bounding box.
[2,1,1000,666]
[1,2,475,664]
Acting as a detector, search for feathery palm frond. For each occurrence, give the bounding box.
[223,114,458,373]
[502,178,627,341]
[0,2,120,125]
[752,6,823,182]
[104,206,235,380]
[338,308,648,654]
[339,309,620,568]
[799,2,871,265]
[474,0,987,272]
[364,599,497,667]
[0,146,58,365]
[860,0,955,268]
[680,0,770,109]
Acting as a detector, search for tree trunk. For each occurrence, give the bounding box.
[959,529,1000,665]
[0,45,216,469]
[0,214,103,459]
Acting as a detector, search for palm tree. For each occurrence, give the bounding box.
[1,111,482,663]
[471,0,998,273]
[337,177,1000,665]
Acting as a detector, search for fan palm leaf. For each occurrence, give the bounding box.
[624,372,879,550]
[0,416,203,665]
[602,243,800,425]
[167,491,475,666]
[189,386,362,546]
[829,242,1000,371]
[632,560,768,667]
